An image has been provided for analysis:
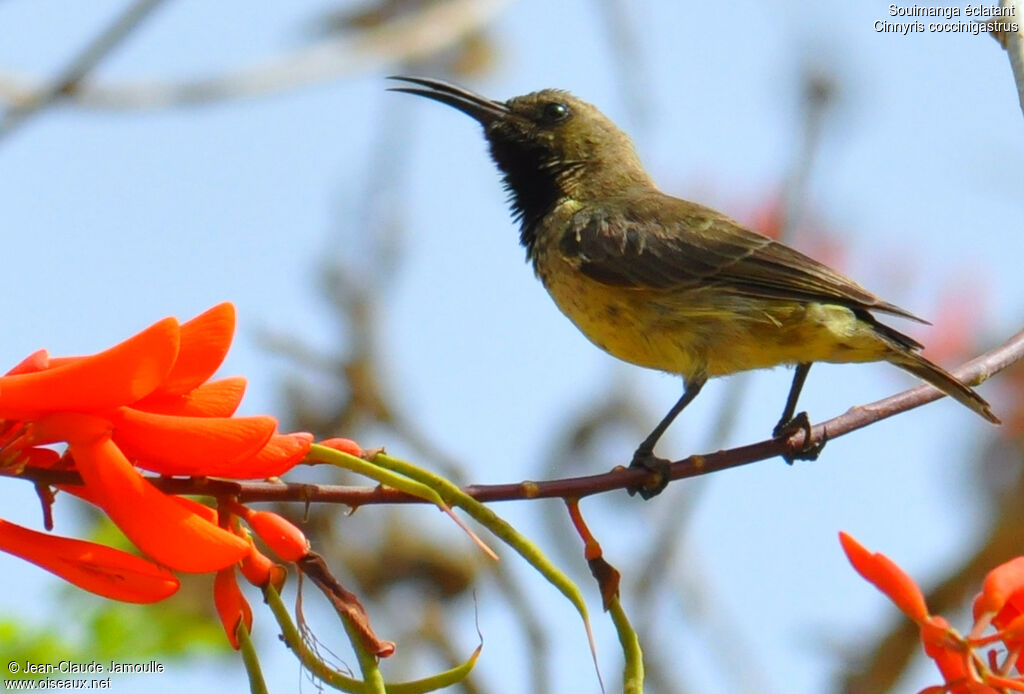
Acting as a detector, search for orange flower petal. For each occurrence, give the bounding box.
[133,431,311,479]
[318,437,364,458]
[132,377,247,418]
[239,546,286,592]
[247,511,309,562]
[153,303,235,397]
[229,432,314,479]
[239,545,272,586]
[71,436,249,573]
[171,496,219,525]
[919,616,972,686]
[214,568,252,650]
[839,532,930,623]
[16,446,62,469]
[46,356,82,368]
[59,469,218,527]
[993,611,1024,643]
[110,408,276,474]
[55,480,102,507]
[974,556,1024,622]
[0,317,179,419]
[5,349,50,376]
[0,519,179,603]
[28,412,111,446]
[238,432,313,478]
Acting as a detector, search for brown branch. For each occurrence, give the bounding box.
[9,326,1024,505]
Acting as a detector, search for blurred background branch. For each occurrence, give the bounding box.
[0,0,168,143]
[0,0,511,111]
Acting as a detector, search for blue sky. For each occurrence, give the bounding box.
[1,2,1022,692]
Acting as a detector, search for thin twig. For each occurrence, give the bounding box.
[11,326,1023,504]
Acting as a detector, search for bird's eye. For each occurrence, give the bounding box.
[541,101,570,124]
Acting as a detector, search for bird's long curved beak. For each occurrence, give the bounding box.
[387,76,510,125]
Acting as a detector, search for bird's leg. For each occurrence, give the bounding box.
[772,362,825,462]
[773,362,811,436]
[629,376,706,499]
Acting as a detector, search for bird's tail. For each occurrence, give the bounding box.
[887,348,1000,424]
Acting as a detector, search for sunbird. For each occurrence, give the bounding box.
[389,76,999,497]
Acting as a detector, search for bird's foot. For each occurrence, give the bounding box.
[627,448,672,499]
[773,411,827,463]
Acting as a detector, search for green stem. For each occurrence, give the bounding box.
[236,621,269,694]
[608,597,644,694]
[263,584,478,694]
[342,608,387,694]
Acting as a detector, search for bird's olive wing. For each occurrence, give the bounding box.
[561,199,922,321]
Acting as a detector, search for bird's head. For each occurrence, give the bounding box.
[389,76,650,247]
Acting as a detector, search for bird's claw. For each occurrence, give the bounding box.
[627,449,671,499]
[773,411,826,463]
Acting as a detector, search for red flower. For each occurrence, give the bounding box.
[0,303,313,595]
[841,532,1024,692]
[225,502,310,563]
